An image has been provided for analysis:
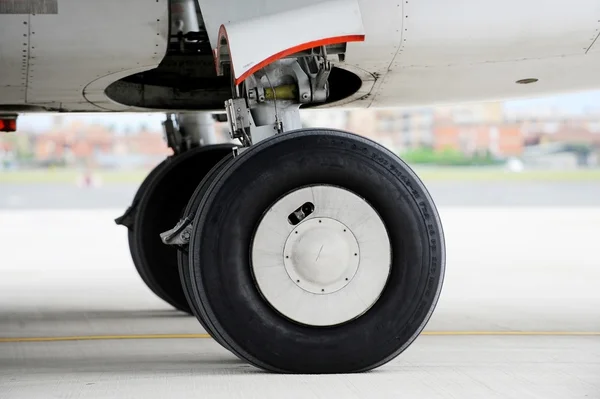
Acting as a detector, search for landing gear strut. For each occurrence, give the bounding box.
[163,51,445,372]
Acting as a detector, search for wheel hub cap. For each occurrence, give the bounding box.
[284,218,360,294]
[251,185,391,327]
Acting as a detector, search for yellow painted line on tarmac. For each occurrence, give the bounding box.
[420,331,600,336]
[0,331,599,343]
[0,334,212,343]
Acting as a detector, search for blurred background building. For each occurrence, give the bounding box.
[2,99,600,172]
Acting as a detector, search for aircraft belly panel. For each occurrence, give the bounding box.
[392,0,600,67]
[0,0,169,111]
[0,17,30,104]
[341,0,600,107]
[1,0,600,111]
[369,52,600,107]
[586,22,600,53]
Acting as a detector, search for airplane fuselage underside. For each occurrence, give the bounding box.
[0,0,599,113]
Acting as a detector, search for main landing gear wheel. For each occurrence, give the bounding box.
[120,144,234,313]
[184,129,445,373]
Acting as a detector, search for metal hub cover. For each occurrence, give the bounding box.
[251,185,391,327]
[283,217,360,295]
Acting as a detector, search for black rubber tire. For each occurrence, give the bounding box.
[127,144,234,313]
[177,153,237,351]
[124,159,174,309]
[187,129,445,373]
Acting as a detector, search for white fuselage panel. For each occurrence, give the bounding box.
[342,0,600,107]
[0,17,31,104]
[1,0,600,111]
[0,0,169,112]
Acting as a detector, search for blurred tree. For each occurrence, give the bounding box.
[401,146,498,166]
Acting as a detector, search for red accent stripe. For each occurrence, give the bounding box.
[233,34,365,85]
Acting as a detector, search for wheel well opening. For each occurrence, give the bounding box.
[322,65,363,105]
[104,61,363,111]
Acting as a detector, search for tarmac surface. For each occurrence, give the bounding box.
[2,180,600,209]
[0,206,599,398]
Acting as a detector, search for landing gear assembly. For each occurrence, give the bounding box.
[157,48,446,373]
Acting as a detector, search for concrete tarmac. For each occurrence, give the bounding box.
[0,208,599,398]
[2,180,600,209]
